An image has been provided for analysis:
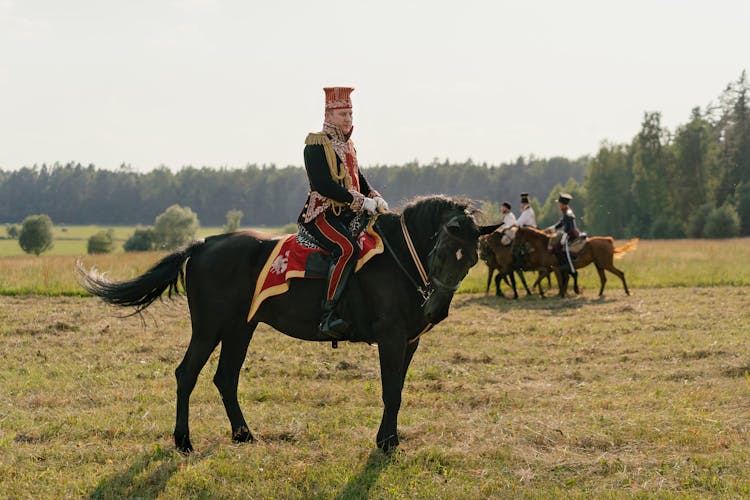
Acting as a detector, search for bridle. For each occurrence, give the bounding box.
[376,213,472,307]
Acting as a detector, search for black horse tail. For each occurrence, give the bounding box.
[76,239,205,314]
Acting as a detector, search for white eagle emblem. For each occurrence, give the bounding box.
[270,251,290,275]
[357,231,368,251]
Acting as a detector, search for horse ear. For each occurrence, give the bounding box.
[478,224,501,235]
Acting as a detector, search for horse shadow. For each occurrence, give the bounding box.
[461,291,622,312]
[89,443,213,499]
[335,450,395,499]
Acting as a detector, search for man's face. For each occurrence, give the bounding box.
[327,108,353,134]
[502,206,509,214]
[558,202,567,212]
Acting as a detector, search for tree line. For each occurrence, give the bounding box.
[583,71,750,238]
[0,157,587,227]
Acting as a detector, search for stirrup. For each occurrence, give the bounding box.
[319,313,349,340]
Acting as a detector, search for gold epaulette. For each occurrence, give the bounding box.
[304,132,330,146]
[303,132,349,196]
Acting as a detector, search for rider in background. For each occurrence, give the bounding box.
[497,201,517,245]
[545,193,579,275]
[298,87,388,338]
[516,192,537,228]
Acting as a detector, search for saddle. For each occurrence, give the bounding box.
[567,234,587,254]
[246,221,384,327]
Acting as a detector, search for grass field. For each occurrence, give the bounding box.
[0,237,749,296]
[1,288,749,497]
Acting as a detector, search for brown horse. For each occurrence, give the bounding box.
[478,232,531,298]
[514,226,638,297]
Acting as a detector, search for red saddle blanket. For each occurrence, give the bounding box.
[247,226,384,321]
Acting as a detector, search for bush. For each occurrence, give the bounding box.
[686,202,714,238]
[87,229,115,254]
[650,216,685,239]
[5,224,20,239]
[18,214,54,256]
[153,204,200,250]
[223,209,244,233]
[703,204,740,239]
[124,227,157,252]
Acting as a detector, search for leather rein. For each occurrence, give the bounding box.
[375,214,467,307]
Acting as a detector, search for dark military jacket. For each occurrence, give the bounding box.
[553,208,580,239]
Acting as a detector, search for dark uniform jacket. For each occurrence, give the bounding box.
[553,208,580,239]
[298,141,376,224]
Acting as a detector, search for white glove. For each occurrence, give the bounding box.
[362,197,377,214]
[373,196,389,212]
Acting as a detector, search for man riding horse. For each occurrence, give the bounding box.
[299,87,388,339]
[545,193,582,276]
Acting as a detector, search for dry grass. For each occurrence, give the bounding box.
[1,288,749,497]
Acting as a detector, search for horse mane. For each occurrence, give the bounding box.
[374,195,479,255]
[401,195,477,231]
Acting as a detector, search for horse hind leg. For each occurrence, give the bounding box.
[174,326,221,453]
[213,321,257,444]
[595,264,607,296]
[607,264,630,295]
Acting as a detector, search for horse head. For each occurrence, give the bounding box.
[401,196,497,324]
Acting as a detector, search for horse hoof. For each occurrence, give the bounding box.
[174,433,194,454]
[377,434,399,453]
[232,426,255,443]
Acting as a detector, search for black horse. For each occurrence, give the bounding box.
[78,195,498,454]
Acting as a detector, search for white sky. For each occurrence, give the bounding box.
[0,0,748,171]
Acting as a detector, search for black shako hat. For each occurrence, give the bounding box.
[557,193,572,204]
[520,193,529,204]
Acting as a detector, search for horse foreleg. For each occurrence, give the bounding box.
[555,268,566,297]
[516,270,532,296]
[174,330,220,453]
[485,267,494,294]
[377,336,408,452]
[509,270,519,299]
[213,321,257,444]
[531,271,545,297]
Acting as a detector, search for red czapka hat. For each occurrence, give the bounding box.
[324,87,354,110]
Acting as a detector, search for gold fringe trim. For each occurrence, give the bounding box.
[305,132,352,193]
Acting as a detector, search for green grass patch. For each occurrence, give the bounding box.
[1,237,749,296]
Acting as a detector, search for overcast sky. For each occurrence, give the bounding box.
[0,0,747,171]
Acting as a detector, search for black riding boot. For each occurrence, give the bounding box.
[320,299,350,339]
[319,259,354,339]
